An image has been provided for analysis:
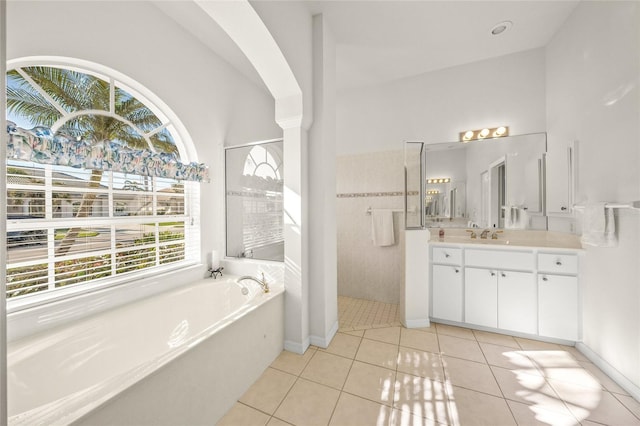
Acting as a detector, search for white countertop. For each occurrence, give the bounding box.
[428,228,583,251]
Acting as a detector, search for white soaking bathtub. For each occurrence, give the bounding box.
[8,275,285,426]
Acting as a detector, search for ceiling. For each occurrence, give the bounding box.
[156,0,579,93]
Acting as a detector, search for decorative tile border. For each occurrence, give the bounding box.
[337,191,419,198]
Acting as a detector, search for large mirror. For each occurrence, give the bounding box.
[225,140,284,261]
[425,132,547,230]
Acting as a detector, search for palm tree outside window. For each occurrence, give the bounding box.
[5,62,198,302]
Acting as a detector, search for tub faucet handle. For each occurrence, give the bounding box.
[260,273,270,293]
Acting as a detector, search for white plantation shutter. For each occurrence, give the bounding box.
[6,162,197,301]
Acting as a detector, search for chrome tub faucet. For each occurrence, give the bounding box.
[237,273,270,293]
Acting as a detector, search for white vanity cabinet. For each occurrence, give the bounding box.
[497,270,537,334]
[432,265,463,322]
[538,253,579,341]
[464,267,497,328]
[545,141,578,216]
[465,249,536,334]
[430,243,580,343]
[431,247,463,322]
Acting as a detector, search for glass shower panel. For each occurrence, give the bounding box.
[225,140,284,262]
[404,141,425,229]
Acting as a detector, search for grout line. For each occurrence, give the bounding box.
[326,332,364,426]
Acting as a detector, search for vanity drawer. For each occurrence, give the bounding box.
[432,247,462,265]
[465,249,534,271]
[538,253,578,275]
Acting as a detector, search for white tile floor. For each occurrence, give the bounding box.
[218,298,640,426]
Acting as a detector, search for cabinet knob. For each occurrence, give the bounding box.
[561,206,567,211]
[445,253,450,258]
[501,272,506,278]
[556,260,562,266]
[542,276,548,281]
[454,268,459,273]
[490,271,496,277]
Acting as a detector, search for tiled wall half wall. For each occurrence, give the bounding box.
[336,149,407,304]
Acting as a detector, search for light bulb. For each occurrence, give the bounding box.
[463,130,474,140]
[493,126,507,137]
[479,128,490,138]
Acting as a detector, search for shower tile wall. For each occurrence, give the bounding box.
[337,150,406,304]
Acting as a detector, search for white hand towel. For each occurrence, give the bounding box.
[503,206,512,229]
[580,203,616,247]
[517,208,529,229]
[371,209,395,246]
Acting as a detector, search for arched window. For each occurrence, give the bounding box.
[243,144,282,179]
[5,59,202,304]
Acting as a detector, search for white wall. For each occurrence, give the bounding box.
[337,48,547,155]
[546,0,640,393]
[6,1,280,313]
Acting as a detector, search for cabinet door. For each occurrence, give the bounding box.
[465,267,498,328]
[546,142,577,216]
[498,271,537,334]
[539,275,578,341]
[432,264,463,322]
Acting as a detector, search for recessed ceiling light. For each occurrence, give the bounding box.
[490,21,513,36]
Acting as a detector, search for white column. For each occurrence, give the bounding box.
[280,121,310,353]
[308,14,338,347]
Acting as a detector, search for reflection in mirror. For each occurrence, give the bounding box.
[425,133,547,230]
[225,140,284,261]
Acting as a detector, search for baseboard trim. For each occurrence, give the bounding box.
[309,320,339,349]
[284,337,310,355]
[402,318,431,329]
[576,342,640,401]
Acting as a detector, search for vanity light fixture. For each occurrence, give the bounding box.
[427,190,440,195]
[493,126,507,137]
[459,126,509,142]
[427,178,450,184]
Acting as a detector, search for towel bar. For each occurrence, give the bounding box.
[366,206,417,215]
[573,202,640,211]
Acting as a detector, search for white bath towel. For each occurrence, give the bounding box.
[371,209,395,246]
[580,203,617,247]
[504,206,527,229]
